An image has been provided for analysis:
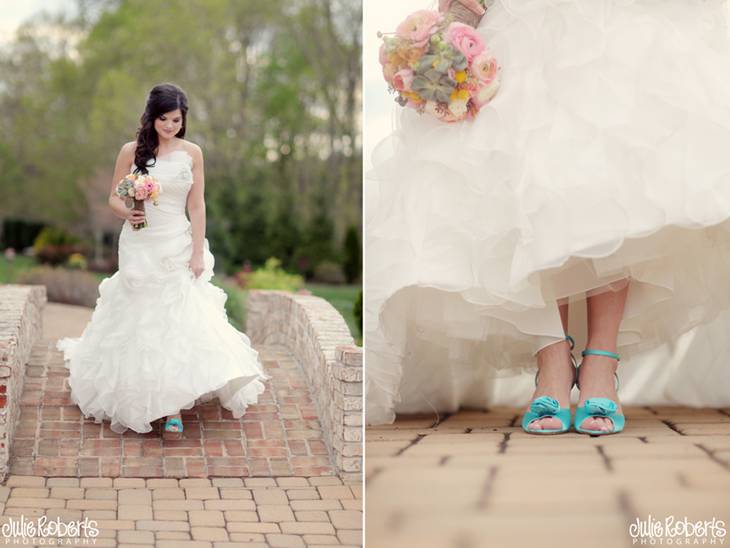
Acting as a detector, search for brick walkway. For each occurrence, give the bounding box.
[366,406,730,548]
[0,303,363,546]
[0,475,362,546]
[10,341,334,478]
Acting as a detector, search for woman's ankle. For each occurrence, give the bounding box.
[585,338,618,353]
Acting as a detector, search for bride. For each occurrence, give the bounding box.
[366,0,730,433]
[57,83,269,438]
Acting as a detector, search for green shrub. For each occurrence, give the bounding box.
[343,225,361,283]
[18,266,100,307]
[212,276,247,331]
[66,253,88,270]
[237,257,304,291]
[32,227,86,266]
[354,288,362,337]
[295,193,337,278]
[313,260,346,284]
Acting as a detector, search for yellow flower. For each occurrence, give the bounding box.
[451,88,470,102]
[454,71,467,83]
[450,88,470,102]
[403,91,423,103]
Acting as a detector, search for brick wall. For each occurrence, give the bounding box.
[246,291,363,484]
[0,285,46,481]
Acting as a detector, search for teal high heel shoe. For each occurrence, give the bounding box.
[574,348,625,435]
[521,335,577,435]
[163,417,184,439]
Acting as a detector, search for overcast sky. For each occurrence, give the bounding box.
[0,0,76,44]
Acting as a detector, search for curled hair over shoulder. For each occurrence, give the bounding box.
[133,83,189,174]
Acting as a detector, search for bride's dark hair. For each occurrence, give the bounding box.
[133,83,189,174]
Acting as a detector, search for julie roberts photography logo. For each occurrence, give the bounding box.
[0,515,99,544]
[629,515,727,545]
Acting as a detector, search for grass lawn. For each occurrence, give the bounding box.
[306,283,361,341]
[0,255,109,284]
[213,280,361,344]
[0,255,36,283]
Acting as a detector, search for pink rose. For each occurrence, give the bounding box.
[396,10,443,47]
[392,69,414,92]
[135,188,146,200]
[445,22,485,63]
[471,51,498,83]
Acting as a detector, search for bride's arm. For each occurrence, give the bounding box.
[108,142,145,225]
[186,144,206,278]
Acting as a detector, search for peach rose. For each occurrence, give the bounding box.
[396,10,443,48]
[472,51,499,83]
[393,69,415,92]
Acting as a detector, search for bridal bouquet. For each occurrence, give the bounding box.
[379,1,500,123]
[116,173,162,231]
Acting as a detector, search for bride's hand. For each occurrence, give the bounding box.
[126,208,146,226]
[438,0,486,16]
[189,253,205,278]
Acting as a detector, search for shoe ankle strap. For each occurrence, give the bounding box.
[581,348,620,361]
[565,335,575,350]
[576,348,620,392]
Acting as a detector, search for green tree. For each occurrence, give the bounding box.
[342,224,360,283]
[267,191,301,270]
[0,0,362,274]
[296,192,336,278]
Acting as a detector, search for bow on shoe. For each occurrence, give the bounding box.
[530,396,561,416]
[584,398,618,416]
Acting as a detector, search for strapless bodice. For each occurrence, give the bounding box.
[127,149,194,218]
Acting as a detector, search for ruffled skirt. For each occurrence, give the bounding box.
[366,0,730,424]
[57,216,269,434]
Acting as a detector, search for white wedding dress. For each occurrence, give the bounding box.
[57,149,269,434]
[366,0,730,424]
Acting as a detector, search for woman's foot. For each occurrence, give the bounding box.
[163,413,184,439]
[523,339,575,431]
[576,353,622,432]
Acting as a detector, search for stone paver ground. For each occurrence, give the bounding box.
[0,304,363,546]
[366,406,730,548]
[0,475,362,547]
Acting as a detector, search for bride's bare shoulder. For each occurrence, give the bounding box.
[121,141,136,155]
[180,139,202,156]
[116,141,136,162]
[180,140,203,165]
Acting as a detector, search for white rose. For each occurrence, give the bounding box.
[475,78,500,107]
[449,99,468,118]
[424,101,441,118]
